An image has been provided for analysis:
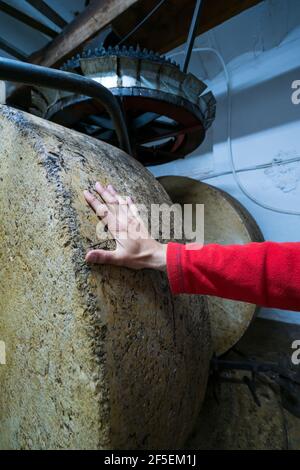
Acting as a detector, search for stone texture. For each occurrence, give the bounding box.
[187,373,287,450]
[186,318,300,450]
[0,106,211,450]
[158,176,264,356]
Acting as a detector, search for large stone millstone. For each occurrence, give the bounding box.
[0,106,211,450]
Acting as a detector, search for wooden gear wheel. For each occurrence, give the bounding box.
[30,46,216,166]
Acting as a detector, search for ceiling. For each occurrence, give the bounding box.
[0,0,88,60]
[0,0,265,67]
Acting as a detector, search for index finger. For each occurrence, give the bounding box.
[84,190,109,217]
[95,182,117,205]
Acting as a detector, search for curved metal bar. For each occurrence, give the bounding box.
[0,58,132,155]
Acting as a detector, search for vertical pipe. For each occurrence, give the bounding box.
[0,80,5,104]
[183,0,204,73]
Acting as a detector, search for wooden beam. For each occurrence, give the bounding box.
[29,0,140,68]
[26,0,68,29]
[0,37,27,60]
[10,0,263,107]
[112,0,264,54]
[0,0,58,38]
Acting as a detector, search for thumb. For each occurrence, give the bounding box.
[85,249,119,265]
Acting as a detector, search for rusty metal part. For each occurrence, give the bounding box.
[187,319,300,450]
[157,176,264,356]
[211,353,300,417]
[31,46,216,166]
[188,368,288,450]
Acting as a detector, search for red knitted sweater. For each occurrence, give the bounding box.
[167,242,300,312]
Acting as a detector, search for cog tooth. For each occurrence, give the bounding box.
[62,44,181,73]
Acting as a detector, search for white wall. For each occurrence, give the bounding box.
[150,0,300,324]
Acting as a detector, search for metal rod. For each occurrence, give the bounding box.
[0,38,27,60]
[118,0,167,46]
[0,58,132,155]
[0,0,57,38]
[26,0,67,29]
[183,0,203,73]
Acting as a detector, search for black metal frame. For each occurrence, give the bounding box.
[0,58,132,155]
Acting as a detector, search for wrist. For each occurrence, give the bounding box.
[148,242,167,271]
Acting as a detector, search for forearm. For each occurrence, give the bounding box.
[166,241,300,312]
[83,184,300,313]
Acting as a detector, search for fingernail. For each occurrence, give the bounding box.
[95,181,103,190]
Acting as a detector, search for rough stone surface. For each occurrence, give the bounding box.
[187,373,287,450]
[0,106,211,450]
[186,318,300,450]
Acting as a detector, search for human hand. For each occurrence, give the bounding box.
[84,182,167,271]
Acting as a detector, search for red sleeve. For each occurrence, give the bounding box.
[166,241,300,312]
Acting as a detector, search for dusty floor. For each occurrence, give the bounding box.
[186,317,300,450]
